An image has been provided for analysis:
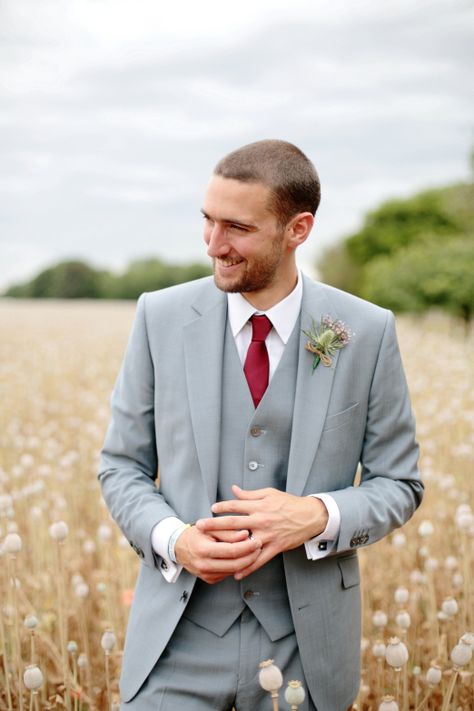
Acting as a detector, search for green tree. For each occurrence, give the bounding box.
[111,258,212,299]
[361,236,474,323]
[4,257,212,299]
[345,189,463,266]
[316,243,362,295]
[5,260,105,298]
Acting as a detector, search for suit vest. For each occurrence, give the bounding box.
[184,314,300,641]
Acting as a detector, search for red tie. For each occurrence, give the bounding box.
[244,315,273,408]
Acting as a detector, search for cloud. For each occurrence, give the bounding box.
[0,0,472,288]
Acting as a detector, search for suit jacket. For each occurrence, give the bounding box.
[98,274,423,710]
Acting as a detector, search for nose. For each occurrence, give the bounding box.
[205,222,229,258]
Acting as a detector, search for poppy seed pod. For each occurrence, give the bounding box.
[24,615,38,630]
[101,629,117,652]
[424,557,438,572]
[391,532,406,548]
[444,555,458,570]
[67,641,78,654]
[372,610,388,628]
[459,632,474,650]
[410,569,425,585]
[426,664,442,686]
[396,610,411,630]
[3,532,22,554]
[450,639,473,668]
[23,665,43,691]
[97,524,113,542]
[441,596,459,618]
[372,641,386,659]
[258,659,283,691]
[456,511,474,530]
[378,695,399,711]
[74,582,89,599]
[77,653,88,668]
[82,539,96,554]
[418,520,434,537]
[284,680,305,707]
[48,521,69,541]
[385,637,409,670]
[394,587,409,605]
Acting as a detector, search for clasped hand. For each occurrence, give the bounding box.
[174,485,328,584]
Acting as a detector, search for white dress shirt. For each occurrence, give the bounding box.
[152,271,341,582]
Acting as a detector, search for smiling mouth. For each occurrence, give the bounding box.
[217,258,244,268]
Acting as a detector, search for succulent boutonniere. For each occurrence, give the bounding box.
[303,315,352,372]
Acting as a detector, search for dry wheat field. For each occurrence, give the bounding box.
[0,299,472,711]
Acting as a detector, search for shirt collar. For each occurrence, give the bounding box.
[227,270,303,344]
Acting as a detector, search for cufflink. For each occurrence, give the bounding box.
[318,541,327,551]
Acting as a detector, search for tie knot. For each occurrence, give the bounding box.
[250,314,272,342]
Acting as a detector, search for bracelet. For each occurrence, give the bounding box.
[168,523,193,563]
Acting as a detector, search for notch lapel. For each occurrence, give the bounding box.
[183,286,227,509]
[286,277,341,497]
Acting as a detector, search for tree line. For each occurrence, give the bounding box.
[4,175,473,321]
[317,180,474,323]
[3,258,212,300]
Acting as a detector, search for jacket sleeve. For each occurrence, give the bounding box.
[330,310,424,552]
[98,293,178,569]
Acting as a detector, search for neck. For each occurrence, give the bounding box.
[241,265,298,311]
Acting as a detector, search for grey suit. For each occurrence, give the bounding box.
[98,274,423,710]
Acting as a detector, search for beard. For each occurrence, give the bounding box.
[212,233,285,294]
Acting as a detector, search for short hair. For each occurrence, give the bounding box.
[214,139,321,227]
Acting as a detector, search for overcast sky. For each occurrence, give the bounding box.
[0,0,472,289]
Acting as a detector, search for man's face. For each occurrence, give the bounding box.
[202,175,288,296]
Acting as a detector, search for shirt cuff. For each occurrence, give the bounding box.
[151,516,185,583]
[304,494,341,561]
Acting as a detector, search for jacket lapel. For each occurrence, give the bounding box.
[286,276,341,497]
[183,284,227,509]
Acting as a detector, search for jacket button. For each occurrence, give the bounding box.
[248,461,259,471]
[350,537,357,548]
[250,426,262,437]
[161,560,168,570]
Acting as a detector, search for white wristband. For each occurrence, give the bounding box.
[168,523,192,563]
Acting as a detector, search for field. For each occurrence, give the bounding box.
[0,300,472,710]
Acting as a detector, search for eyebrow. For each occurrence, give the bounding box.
[200,209,257,230]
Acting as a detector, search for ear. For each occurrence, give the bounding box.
[286,212,314,250]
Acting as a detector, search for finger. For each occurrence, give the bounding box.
[231,484,274,499]
[211,529,250,543]
[234,545,276,580]
[211,499,259,515]
[205,537,261,560]
[197,514,253,530]
[200,546,262,575]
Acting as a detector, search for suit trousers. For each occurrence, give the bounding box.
[121,606,318,711]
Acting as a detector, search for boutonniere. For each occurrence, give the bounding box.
[303,315,352,372]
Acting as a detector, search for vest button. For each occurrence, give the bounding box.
[244,590,254,600]
[250,426,262,437]
[248,461,259,471]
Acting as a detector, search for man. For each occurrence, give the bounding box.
[99,140,422,711]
